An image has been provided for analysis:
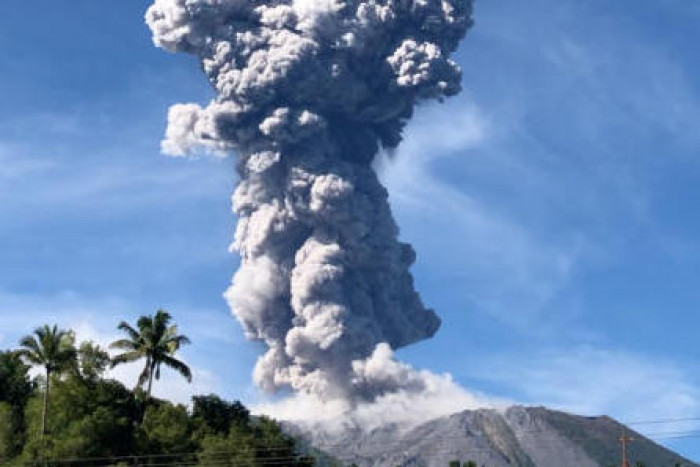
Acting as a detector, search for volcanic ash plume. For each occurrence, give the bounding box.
[146,0,473,403]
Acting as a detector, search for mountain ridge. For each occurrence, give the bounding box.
[285,406,697,467]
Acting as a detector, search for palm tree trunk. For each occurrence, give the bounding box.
[41,368,50,437]
[146,364,155,397]
[139,364,157,426]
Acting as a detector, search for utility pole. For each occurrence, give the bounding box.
[619,430,635,467]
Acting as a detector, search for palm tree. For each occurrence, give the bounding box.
[17,325,77,438]
[110,310,192,397]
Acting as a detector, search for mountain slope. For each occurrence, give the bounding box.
[288,406,696,467]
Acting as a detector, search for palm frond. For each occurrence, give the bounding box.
[164,332,191,353]
[116,321,141,342]
[136,315,154,332]
[110,351,143,367]
[57,346,77,365]
[16,348,43,366]
[153,310,172,340]
[155,309,173,325]
[113,311,190,395]
[18,336,44,360]
[109,339,138,351]
[19,324,77,374]
[161,354,192,383]
[35,325,52,342]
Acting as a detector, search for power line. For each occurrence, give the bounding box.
[643,429,700,437]
[22,453,311,465]
[21,428,700,467]
[24,426,700,464]
[626,416,700,426]
[15,414,700,466]
[651,433,700,441]
[23,455,311,467]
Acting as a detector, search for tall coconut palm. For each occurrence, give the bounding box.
[17,325,77,438]
[110,310,192,397]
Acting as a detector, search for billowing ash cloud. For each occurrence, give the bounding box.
[146,0,473,403]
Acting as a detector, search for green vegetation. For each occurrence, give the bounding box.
[449,461,478,467]
[18,325,77,440]
[0,350,34,460]
[110,310,192,397]
[0,312,316,467]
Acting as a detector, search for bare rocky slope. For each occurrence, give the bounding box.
[286,406,697,467]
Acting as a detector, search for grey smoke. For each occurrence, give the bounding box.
[146,0,473,403]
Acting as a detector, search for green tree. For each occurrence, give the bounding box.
[192,394,249,435]
[17,325,76,438]
[0,402,14,462]
[22,376,139,462]
[198,416,313,467]
[76,341,111,382]
[0,350,34,408]
[137,401,194,457]
[110,310,192,397]
[0,350,34,458]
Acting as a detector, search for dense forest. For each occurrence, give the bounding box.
[0,311,317,467]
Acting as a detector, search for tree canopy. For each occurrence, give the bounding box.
[111,310,192,396]
[0,316,318,467]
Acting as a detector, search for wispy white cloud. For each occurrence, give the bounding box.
[541,26,700,150]
[378,101,583,332]
[379,0,700,340]
[472,346,700,434]
[469,0,700,212]
[0,111,85,140]
[0,132,232,218]
[0,143,55,180]
[0,106,236,292]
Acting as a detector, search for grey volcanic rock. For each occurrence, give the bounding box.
[288,406,697,467]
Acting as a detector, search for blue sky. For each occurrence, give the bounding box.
[1,0,699,461]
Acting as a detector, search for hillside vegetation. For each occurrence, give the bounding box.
[0,315,317,467]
